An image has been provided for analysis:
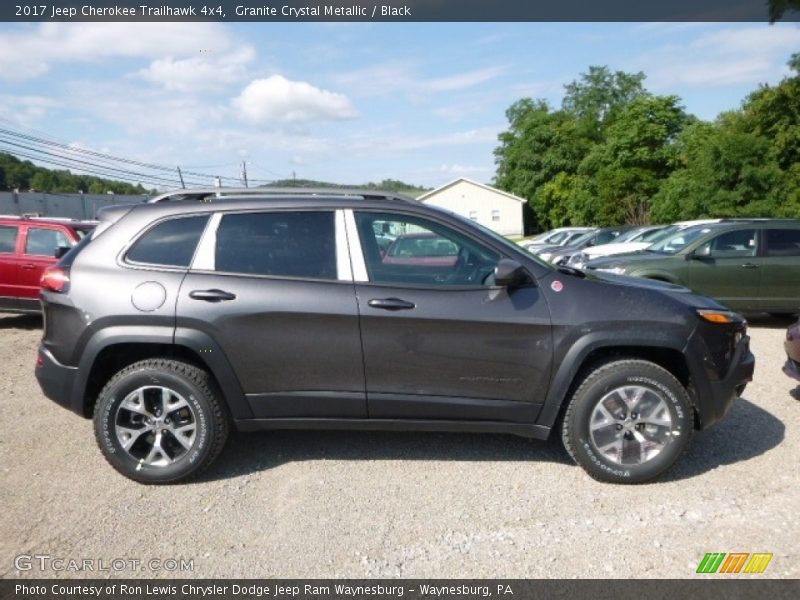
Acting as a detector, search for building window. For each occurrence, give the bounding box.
[469,211,478,221]
[491,209,500,222]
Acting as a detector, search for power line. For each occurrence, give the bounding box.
[0,137,187,186]
[0,126,236,181]
[0,123,277,188]
[0,147,194,189]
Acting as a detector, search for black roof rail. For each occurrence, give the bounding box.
[148,187,417,204]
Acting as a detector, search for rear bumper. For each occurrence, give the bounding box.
[688,333,755,430]
[35,344,80,415]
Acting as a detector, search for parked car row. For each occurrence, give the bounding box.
[524,218,800,315]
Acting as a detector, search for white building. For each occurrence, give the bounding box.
[418,178,526,237]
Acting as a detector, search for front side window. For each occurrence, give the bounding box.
[0,225,17,253]
[25,228,69,256]
[697,229,757,258]
[126,215,209,267]
[355,212,500,287]
[766,229,800,257]
[215,211,336,280]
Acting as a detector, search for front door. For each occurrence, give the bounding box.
[350,210,552,423]
[177,209,366,419]
[687,228,762,310]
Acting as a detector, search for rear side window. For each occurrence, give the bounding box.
[215,211,336,280]
[0,225,17,253]
[126,215,209,267]
[25,228,70,256]
[766,229,800,257]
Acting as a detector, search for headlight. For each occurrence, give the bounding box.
[538,252,553,262]
[596,266,627,275]
[697,309,743,324]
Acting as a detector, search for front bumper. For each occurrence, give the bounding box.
[35,344,80,415]
[687,333,755,430]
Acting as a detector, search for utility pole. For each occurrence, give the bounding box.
[241,161,248,188]
[176,166,185,189]
[292,170,296,186]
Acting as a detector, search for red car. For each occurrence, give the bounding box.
[784,320,800,382]
[0,215,95,313]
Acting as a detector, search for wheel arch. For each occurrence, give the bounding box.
[536,333,692,431]
[73,327,250,419]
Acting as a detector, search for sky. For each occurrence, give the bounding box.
[0,21,798,189]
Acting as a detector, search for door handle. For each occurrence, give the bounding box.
[741,263,759,269]
[22,264,37,270]
[367,298,416,311]
[189,289,237,302]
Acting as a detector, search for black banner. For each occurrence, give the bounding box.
[3,580,800,600]
[3,0,800,22]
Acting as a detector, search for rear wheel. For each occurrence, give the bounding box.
[561,359,693,484]
[93,359,229,484]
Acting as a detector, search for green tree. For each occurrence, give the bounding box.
[494,99,593,229]
[569,95,689,225]
[769,0,800,21]
[562,66,647,136]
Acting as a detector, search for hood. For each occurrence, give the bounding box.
[555,267,725,310]
[584,241,651,258]
[585,250,671,268]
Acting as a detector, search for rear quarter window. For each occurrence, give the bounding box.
[126,215,209,267]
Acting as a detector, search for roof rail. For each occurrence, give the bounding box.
[148,186,417,204]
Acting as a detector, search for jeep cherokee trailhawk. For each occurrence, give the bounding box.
[35,188,754,484]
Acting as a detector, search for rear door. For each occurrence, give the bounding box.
[177,209,366,419]
[760,227,800,312]
[349,210,552,423]
[16,225,70,309]
[0,224,21,312]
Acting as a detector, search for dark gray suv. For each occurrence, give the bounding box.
[35,189,754,484]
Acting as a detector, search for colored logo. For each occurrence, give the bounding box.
[551,280,564,292]
[696,552,773,574]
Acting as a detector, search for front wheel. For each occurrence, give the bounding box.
[561,359,694,484]
[93,359,229,484]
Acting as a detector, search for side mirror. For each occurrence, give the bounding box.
[54,246,71,259]
[494,259,530,287]
[689,245,711,260]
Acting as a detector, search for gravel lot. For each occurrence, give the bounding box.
[1,312,798,579]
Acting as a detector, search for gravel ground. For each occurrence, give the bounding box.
[1,312,798,579]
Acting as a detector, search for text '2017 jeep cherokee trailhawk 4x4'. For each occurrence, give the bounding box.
[35,189,755,484]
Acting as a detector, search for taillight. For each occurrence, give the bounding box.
[41,266,70,293]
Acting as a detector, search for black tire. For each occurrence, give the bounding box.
[93,359,229,484]
[561,359,694,484]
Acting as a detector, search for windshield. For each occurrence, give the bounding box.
[648,226,713,254]
[569,231,597,246]
[616,228,649,243]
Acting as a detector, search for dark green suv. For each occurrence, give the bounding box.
[585,220,800,314]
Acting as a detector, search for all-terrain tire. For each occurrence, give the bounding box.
[93,359,229,484]
[561,359,694,484]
